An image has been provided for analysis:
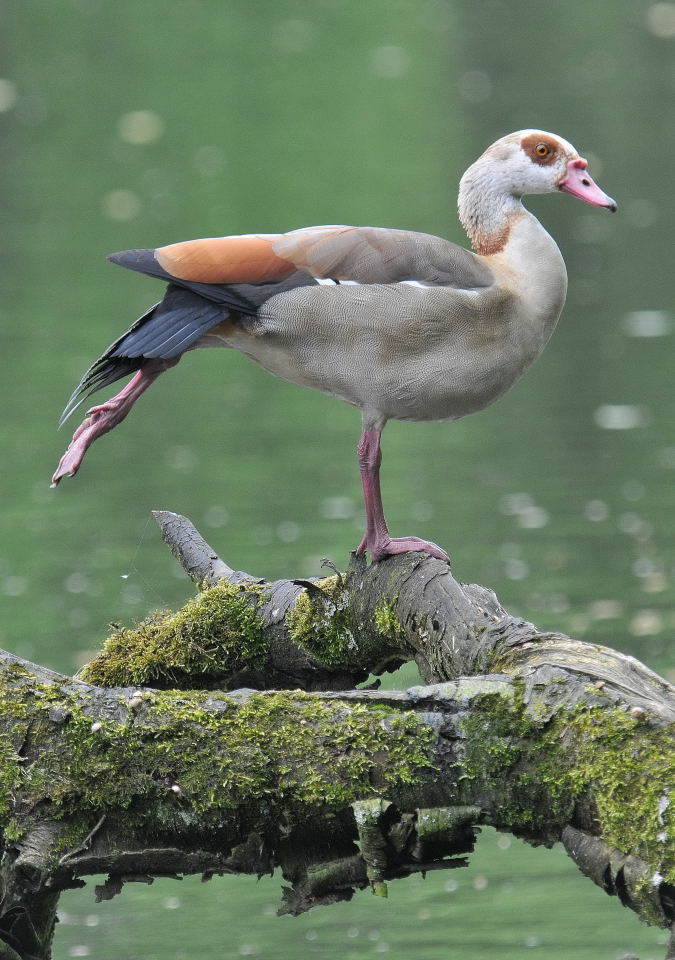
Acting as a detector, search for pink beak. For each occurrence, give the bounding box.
[558,158,617,211]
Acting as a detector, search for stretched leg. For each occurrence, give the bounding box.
[355,428,449,562]
[51,357,179,486]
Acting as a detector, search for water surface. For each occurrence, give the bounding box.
[2,1,674,957]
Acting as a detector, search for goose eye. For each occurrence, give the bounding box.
[535,143,549,157]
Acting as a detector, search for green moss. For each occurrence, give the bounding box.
[0,669,437,848]
[47,820,95,864]
[0,735,23,823]
[459,689,549,831]
[287,577,402,669]
[286,576,359,668]
[2,652,673,926]
[80,568,407,687]
[171,690,434,811]
[80,581,270,688]
[0,671,33,824]
[459,688,675,903]
[3,818,24,843]
[551,710,675,885]
[373,599,404,642]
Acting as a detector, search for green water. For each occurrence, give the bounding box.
[54,829,669,960]
[3,0,674,956]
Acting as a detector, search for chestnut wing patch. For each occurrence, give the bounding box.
[155,235,295,284]
[107,248,315,316]
[59,251,318,425]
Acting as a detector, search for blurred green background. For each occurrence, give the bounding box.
[2,0,674,957]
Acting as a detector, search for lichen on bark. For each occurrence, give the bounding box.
[455,684,675,921]
[1,511,675,958]
[286,574,404,669]
[0,667,438,860]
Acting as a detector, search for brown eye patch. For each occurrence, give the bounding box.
[521,133,558,166]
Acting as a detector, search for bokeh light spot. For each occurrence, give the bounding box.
[593,405,649,430]
[371,46,410,78]
[118,110,164,145]
[102,189,141,221]
[458,70,492,102]
[646,2,675,37]
[0,79,18,112]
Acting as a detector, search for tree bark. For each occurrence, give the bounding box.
[0,511,673,959]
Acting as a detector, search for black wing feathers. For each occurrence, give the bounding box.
[59,249,318,426]
[108,249,317,313]
[59,286,223,426]
[107,249,259,314]
[58,356,143,427]
[110,285,223,359]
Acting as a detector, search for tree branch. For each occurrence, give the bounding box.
[0,512,673,959]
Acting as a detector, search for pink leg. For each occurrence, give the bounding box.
[51,358,179,486]
[355,428,449,563]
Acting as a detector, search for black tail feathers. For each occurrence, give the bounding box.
[58,356,144,427]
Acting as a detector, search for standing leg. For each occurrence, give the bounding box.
[51,357,179,486]
[355,427,449,562]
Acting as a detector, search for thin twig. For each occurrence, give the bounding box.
[58,814,106,866]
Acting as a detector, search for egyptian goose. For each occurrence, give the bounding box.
[51,130,616,562]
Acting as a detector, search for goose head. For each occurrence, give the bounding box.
[458,129,616,254]
[486,129,616,208]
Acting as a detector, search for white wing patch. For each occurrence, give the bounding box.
[315,278,435,288]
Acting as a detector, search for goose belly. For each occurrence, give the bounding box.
[225,322,548,424]
[222,282,560,423]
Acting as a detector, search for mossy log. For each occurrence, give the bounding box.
[0,511,674,960]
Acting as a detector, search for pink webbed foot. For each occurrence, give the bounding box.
[51,358,179,487]
[51,400,128,486]
[84,399,122,418]
[356,534,449,564]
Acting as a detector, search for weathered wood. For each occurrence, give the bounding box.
[150,512,675,722]
[0,512,673,959]
[152,510,240,586]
